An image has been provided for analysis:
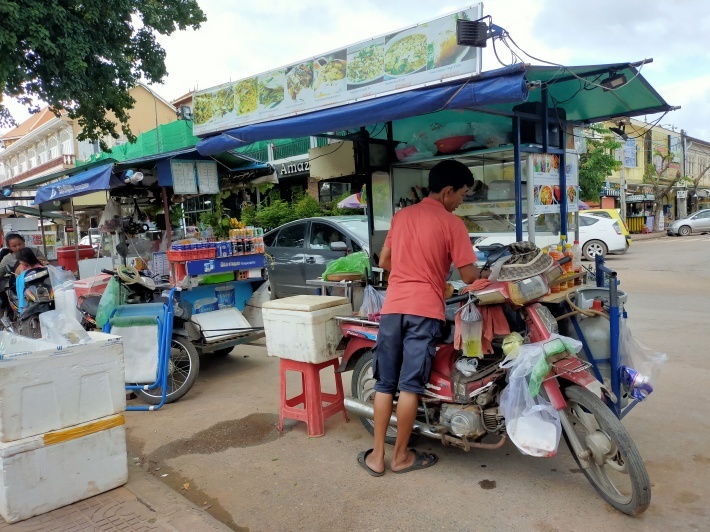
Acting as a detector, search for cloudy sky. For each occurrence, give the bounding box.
[4,0,709,139]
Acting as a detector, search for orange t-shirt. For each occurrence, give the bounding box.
[381,197,476,321]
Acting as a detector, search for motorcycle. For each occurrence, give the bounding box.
[77,267,199,405]
[340,248,650,515]
[0,265,55,338]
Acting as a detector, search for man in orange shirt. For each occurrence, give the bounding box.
[358,160,485,477]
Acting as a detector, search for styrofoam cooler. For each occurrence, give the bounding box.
[262,295,352,363]
[0,414,128,523]
[0,332,125,442]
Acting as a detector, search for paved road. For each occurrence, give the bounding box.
[125,235,710,531]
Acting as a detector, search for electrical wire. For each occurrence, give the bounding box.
[502,31,646,92]
[308,140,345,163]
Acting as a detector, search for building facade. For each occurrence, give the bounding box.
[0,84,177,204]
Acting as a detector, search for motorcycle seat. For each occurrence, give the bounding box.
[79,294,102,316]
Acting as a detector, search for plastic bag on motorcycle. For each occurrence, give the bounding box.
[619,318,667,401]
[499,343,562,457]
[359,285,385,320]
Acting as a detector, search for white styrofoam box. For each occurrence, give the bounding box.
[0,332,125,442]
[191,307,251,342]
[0,414,128,523]
[262,295,352,363]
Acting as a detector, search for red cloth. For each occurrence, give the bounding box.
[381,198,477,321]
[454,280,510,354]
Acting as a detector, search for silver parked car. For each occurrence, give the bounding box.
[666,209,710,236]
[263,216,370,299]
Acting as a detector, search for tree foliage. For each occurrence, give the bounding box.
[578,125,622,201]
[642,152,684,231]
[0,0,206,148]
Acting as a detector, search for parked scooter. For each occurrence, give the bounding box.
[0,265,55,338]
[340,246,650,515]
[77,266,199,405]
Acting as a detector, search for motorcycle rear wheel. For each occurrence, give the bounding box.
[135,336,200,405]
[562,385,651,515]
[351,350,400,445]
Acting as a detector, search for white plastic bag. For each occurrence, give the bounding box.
[619,318,667,400]
[39,310,91,346]
[99,197,121,232]
[359,286,385,319]
[499,342,562,457]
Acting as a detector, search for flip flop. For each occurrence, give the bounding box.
[392,449,438,474]
[357,449,385,477]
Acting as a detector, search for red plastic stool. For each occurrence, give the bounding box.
[278,358,348,437]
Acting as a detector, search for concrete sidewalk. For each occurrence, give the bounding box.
[629,231,668,241]
[0,462,230,531]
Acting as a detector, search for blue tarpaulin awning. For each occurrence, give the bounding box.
[34,163,120,205]
[197,66,529,155]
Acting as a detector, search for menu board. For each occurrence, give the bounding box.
[531,153,579,215]
[171,160,197,194]
[193,4,483,135]
[196,161,219,194]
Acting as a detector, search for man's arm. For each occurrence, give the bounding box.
[457,263,487,284]
[379,246,392,271]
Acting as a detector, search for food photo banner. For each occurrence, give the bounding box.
[193,4,483,136]
[531,153,579,215]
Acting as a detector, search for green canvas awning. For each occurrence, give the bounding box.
[486,61,672,123]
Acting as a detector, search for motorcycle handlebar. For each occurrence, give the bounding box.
[101,269,116,276]
[445,294,471,305]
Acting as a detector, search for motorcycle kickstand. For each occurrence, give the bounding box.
[558,409,592,469]
[419,398,438,435]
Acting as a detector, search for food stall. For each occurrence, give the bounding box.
[192,4,673,418]
[29,146,273,406]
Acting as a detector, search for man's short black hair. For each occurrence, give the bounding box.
[428,160,474,193]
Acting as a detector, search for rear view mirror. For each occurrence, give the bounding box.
[330,241,347,252]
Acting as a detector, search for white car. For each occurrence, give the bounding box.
[474,213,627,261]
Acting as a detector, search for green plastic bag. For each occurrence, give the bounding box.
[322,251,370,281]
[96,277,126,328]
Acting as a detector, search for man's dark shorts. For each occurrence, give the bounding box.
[372,314,442,395]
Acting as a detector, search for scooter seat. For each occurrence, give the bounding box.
[79,294,102,316]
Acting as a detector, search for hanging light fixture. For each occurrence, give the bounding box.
[600,72,628,91]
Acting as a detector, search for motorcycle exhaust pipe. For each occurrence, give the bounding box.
[344,397,437,439]
[344,397,508,450]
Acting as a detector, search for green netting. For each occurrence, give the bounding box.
[84,120,200,164]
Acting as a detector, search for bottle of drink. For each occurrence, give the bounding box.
[554,245,567,291]
[559,233,567,249]
[564,242,574,287]
[572,240,583,286]
[549,246,563,293]
[542,248,551,294]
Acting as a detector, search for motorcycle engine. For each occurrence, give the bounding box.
[440,404,486,439]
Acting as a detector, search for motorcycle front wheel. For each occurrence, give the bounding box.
[135,336,200,405]
[562,385,651,515]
